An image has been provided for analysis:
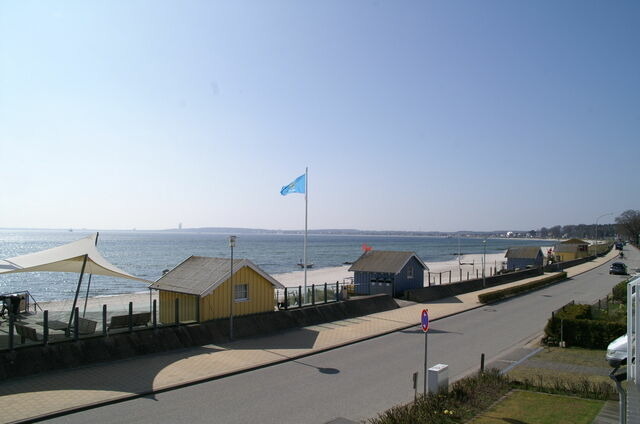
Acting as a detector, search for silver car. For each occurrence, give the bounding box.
[606,334,627,367]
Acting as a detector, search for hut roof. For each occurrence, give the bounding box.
[505,246,542,259]
[560,238,588,245]
[348,251,428,274]
[150,256,284,296]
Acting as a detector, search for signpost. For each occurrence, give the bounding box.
[421,309,429,394]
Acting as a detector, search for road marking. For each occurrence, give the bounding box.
[499,347,543,375]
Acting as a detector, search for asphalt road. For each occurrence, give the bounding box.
[47,247,638,424]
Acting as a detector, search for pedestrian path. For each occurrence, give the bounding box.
[0,249,621,423]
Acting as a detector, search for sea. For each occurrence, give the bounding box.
[0,229,555,302]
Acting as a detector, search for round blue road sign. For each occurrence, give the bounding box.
[421,309,429,332]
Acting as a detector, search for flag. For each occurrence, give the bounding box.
[280,173,306,196]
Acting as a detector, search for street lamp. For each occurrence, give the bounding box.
[482,239,487,288]
[594,213,613,257]
[228,235,236,339]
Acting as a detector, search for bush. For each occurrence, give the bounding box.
[544,285,629,349]
[545,315,626,349]
[478,272,567,304]
[370,369,510,424]
[611,280,629,303]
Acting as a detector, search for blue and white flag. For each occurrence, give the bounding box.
[280,174,306,196]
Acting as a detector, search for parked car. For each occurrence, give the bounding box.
[610,262,628,275]
[615,242,623,250]
[606,334,627,367]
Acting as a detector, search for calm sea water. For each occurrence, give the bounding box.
[0,230,554,302]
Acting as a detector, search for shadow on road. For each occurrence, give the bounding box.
[0,345,221,398]
[399,327,462,335]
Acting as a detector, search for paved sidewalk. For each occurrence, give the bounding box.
[0,249,620,423]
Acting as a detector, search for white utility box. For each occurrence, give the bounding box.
[428,363,449,393]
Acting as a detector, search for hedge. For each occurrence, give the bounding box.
[478,272,567,304]
[544,316,626,349]
[543,284,629,348]
[554,303,592,320]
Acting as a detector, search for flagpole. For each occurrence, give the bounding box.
[304,166,308,302]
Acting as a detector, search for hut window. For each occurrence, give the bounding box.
[234,284,249,301]
[407,267,414,279]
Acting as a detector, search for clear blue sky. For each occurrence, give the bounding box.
[1,1,638,231]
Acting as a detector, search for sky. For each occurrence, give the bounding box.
[1,1,638,232]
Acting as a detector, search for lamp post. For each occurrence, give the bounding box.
[228,235,236,340]
[594,213,613,256]
[482,239,486,288]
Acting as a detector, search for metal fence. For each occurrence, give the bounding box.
[275,281,354,310]
[589,292,627,322]
[1,278,382,352]
[0,298,176,352]
[0,290,42,318]
[1,281,363,352]
[426,264,503,286]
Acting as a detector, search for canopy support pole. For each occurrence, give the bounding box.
[82,232,99,317]
[67,254,89,335]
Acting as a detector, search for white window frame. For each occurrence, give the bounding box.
[234,283,249,302]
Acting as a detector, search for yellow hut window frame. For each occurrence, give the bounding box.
[234,283,249,302]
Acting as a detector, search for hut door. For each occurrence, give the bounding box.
[370,281,393,296]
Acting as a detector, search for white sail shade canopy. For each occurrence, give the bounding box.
[0,234,150,283]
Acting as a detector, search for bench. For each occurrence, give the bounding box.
[15,324,39,343]
[108,312,151,330]
[76,317,98,335]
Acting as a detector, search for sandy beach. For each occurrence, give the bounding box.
[271,251,509,287]
[38,291,158,314]
[37,251,510,313]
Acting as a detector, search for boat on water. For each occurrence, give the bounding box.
[297,262,314,268]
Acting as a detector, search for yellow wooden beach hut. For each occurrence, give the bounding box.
[150,256,284,323]
[554,238,590,262]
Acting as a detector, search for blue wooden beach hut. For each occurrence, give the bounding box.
[505,246,543,270]
[348,251,428,297]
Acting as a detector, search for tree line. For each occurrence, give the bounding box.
[535,224,615,240]
[615,209,640,245]
[535,210,640,244]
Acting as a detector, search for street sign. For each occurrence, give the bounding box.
[421,309,429,394]
[421,309,429,332]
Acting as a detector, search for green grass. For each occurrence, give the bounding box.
[507,367,614,392]
[371,347,616,423]
[470,390,604,424]
[505,346,617,399]
[534,346,610,367]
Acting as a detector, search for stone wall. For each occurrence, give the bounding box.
[0,294,398,380]
[404,268,544,303]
